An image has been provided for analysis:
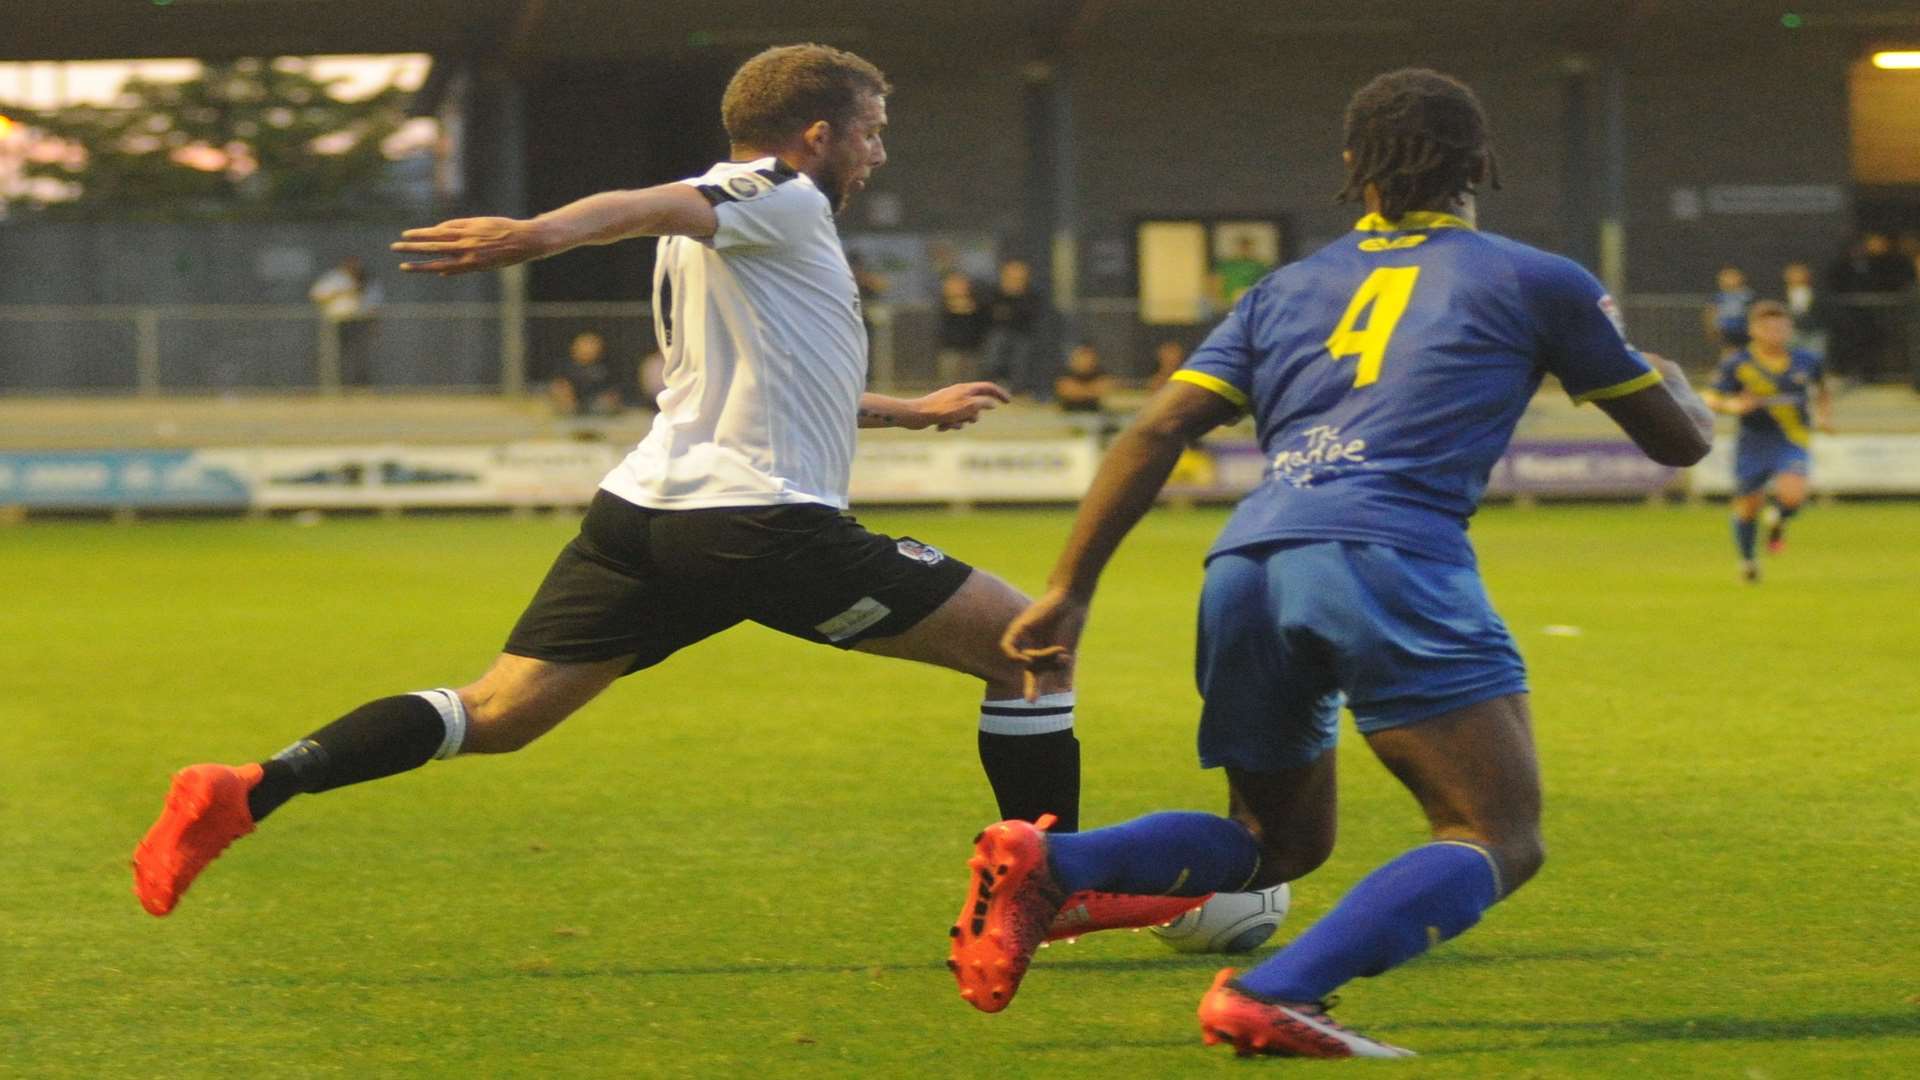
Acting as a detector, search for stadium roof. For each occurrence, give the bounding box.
[10,1,1920,63]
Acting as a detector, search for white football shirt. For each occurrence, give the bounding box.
[600,157,868,510]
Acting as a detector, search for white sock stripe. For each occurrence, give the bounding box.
[412,689,468,761]
[978,711,1076,736]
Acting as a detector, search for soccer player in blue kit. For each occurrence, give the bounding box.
[945,69,1716,1056]
[1703,299,1833,583]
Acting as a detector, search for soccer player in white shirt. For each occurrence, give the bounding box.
[134,46,1195,938]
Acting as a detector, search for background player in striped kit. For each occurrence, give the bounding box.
[1704,300,1835,583]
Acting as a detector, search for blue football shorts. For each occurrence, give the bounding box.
[1194,540,1529,772]
[1734,438,1810,496]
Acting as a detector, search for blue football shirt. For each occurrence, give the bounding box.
[1176,211,1659,566]
[1711,348,1823,449]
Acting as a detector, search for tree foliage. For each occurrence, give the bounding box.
[18,57,418,220]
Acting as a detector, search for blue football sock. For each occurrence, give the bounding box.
[1733,517,1758,560]
[1045,812,1260,896]
[1236,841,1501,1003]
[1774,503,1800,525]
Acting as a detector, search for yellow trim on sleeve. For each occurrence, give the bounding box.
[1170,369,1250,410]
[1355,211,1474,233]
[1572,368,1664,404]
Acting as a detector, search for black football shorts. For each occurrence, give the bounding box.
[504,490,975,673]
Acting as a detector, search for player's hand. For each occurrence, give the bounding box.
[905,381,1012,431]
[1001,586,1089,702]
[392,217,552,275]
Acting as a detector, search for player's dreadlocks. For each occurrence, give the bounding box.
[1337,68,1501,222]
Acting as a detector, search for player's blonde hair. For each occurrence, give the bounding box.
[1337,68,1501,221]
[721,44,891,151]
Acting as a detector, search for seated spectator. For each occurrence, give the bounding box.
[550,331,623,417]
[1055,343,1114,414]
[1147,339,1187,391]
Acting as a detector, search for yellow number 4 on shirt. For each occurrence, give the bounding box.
[1325,266,1421,387]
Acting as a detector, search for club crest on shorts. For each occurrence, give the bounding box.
[896,538,946,566]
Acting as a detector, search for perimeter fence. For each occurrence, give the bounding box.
[3,294,1915,395]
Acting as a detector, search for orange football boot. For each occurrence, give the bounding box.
[1197,969,1415,1058]
[132,763,262,916]
[947,814,1067,1013]
[1046,890,1211,942]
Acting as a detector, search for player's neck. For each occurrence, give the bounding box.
[1362,189,1477,228]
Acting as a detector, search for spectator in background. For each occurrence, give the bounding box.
[1147,339,1187,392]
[1702,264,1754,356]
[983,258,1043,397]
[309,256,382,386]
[1210,235,1273,312]
[847,250,889,364]
[634,348,667,411]
[1054,343,1114,414]
[1782,262,1830,361]
[936,271,988,384]
[1898,231,1920,287]
[549,331,623,417]
[1828,232,1914,383]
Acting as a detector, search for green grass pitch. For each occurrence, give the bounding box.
[3,504,1917,1078]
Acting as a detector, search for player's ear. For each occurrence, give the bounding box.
[802,119,832,156]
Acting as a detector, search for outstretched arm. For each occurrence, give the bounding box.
[1000,381,1240,697]
[392,184,719,276]
[858,382,1011,430]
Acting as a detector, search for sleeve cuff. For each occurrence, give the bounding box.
[1171,369,1250,410]
[1571,368,1664,404]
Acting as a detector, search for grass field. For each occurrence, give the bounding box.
[4,504,1917,1078]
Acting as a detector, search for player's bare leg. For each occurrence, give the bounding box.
[455,653,634,753]
[132,652,630,916]
[1364,692,1545,893]
[1731,489,1767,582]
[1225,753,1340,888]
[1199,693,1539,1058]
[863,569,1204,938]
[855,567,1081,829]
[1767,472,1808,555]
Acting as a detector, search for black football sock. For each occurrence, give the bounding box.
[978,693,1080,833]
[247,690,466,821]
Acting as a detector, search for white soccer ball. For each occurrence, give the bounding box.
[1150,884,1291,954]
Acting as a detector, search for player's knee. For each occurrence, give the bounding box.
[456,690,560,754]
[1236,815,1335,888]
[1489,832,1547,894]
[1497,826,1543,887]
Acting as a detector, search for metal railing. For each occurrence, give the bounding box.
[3,292,1916,396]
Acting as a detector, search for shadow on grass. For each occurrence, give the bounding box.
[242,944,1656,987]
[1008,1011,1920,1059]
[1400,1012,1920,1050]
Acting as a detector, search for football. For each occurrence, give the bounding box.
[1150,884,1291,953]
